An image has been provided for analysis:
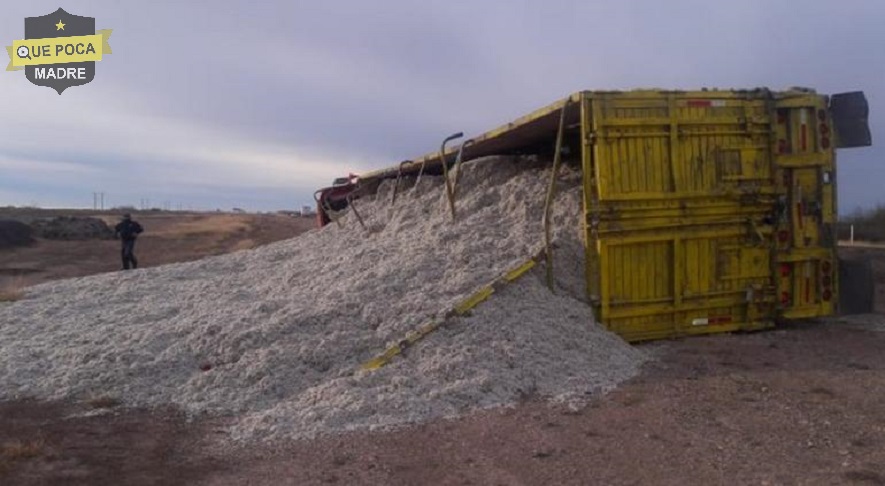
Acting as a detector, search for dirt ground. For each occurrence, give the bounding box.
[0,246,883,485]
[0,210,314,289]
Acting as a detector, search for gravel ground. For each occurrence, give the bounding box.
[2,314,883,485]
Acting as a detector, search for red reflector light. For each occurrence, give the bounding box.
[821,261,832,274]
[821,137,831,149]
[780,263,791,277]
[778,139,788,153]
[822,275,832,286]
[822,289,832,301]
[781,292,791,305]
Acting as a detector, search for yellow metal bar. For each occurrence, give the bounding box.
[597,189,780,202]
[361,345,404,371]
[450,139,475,207]
[782,307,829,319]
[776,249,834,261]
[673,238,683,308]
[359,256,540,372]
[599,205,773,220]
[582,93,601,305]
[668,93,681,194]
[605,296,759,320]
[598,116,770,127]
[454,286,495,315]
[774,154,831,167]
[775,96,822,108]
[597,224,759,242]
[597,130,772,140]
[543,99,570,291]
[439,132,463,220]
[504,259,536,282]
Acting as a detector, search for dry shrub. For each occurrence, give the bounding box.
[86,395,121,409]
[843,469,885,484]
[808,386,837,397]
[0,220,34,249]
[231,239,257,251]
[152,215,250,238]
[0,439,44,460]
[618,392,646,407]
[0,278,24,303]
[839,205,885,242]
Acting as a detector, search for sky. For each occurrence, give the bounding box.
[0,0,882,212]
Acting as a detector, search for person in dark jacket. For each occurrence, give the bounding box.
[114,213,143,270]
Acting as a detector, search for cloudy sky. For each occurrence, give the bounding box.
[1,0,881,212]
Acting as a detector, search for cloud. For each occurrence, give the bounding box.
[0,155,101,175]
[0,72,372,200]
[0,0,882,211]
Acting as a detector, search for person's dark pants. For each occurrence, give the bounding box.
[121,239,138,270]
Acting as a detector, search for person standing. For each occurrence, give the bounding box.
[114,213,143,270]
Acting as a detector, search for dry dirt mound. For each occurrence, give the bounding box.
[0,156,646,442]
[0,220,35,249]
[30,216,114,240]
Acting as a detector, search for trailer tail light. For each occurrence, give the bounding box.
[780,263,791,277]
[781,292,791,305]
[819,118,831,150]
[820,260,833,303]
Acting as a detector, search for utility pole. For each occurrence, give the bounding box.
[100,192,105,211]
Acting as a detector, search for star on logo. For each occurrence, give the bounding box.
[55,19,65,30]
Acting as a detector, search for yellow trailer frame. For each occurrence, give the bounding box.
[356,88,870,342]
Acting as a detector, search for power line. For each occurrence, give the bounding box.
[92,191,105,210]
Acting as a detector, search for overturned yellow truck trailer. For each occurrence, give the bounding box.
[349,88,871,341]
